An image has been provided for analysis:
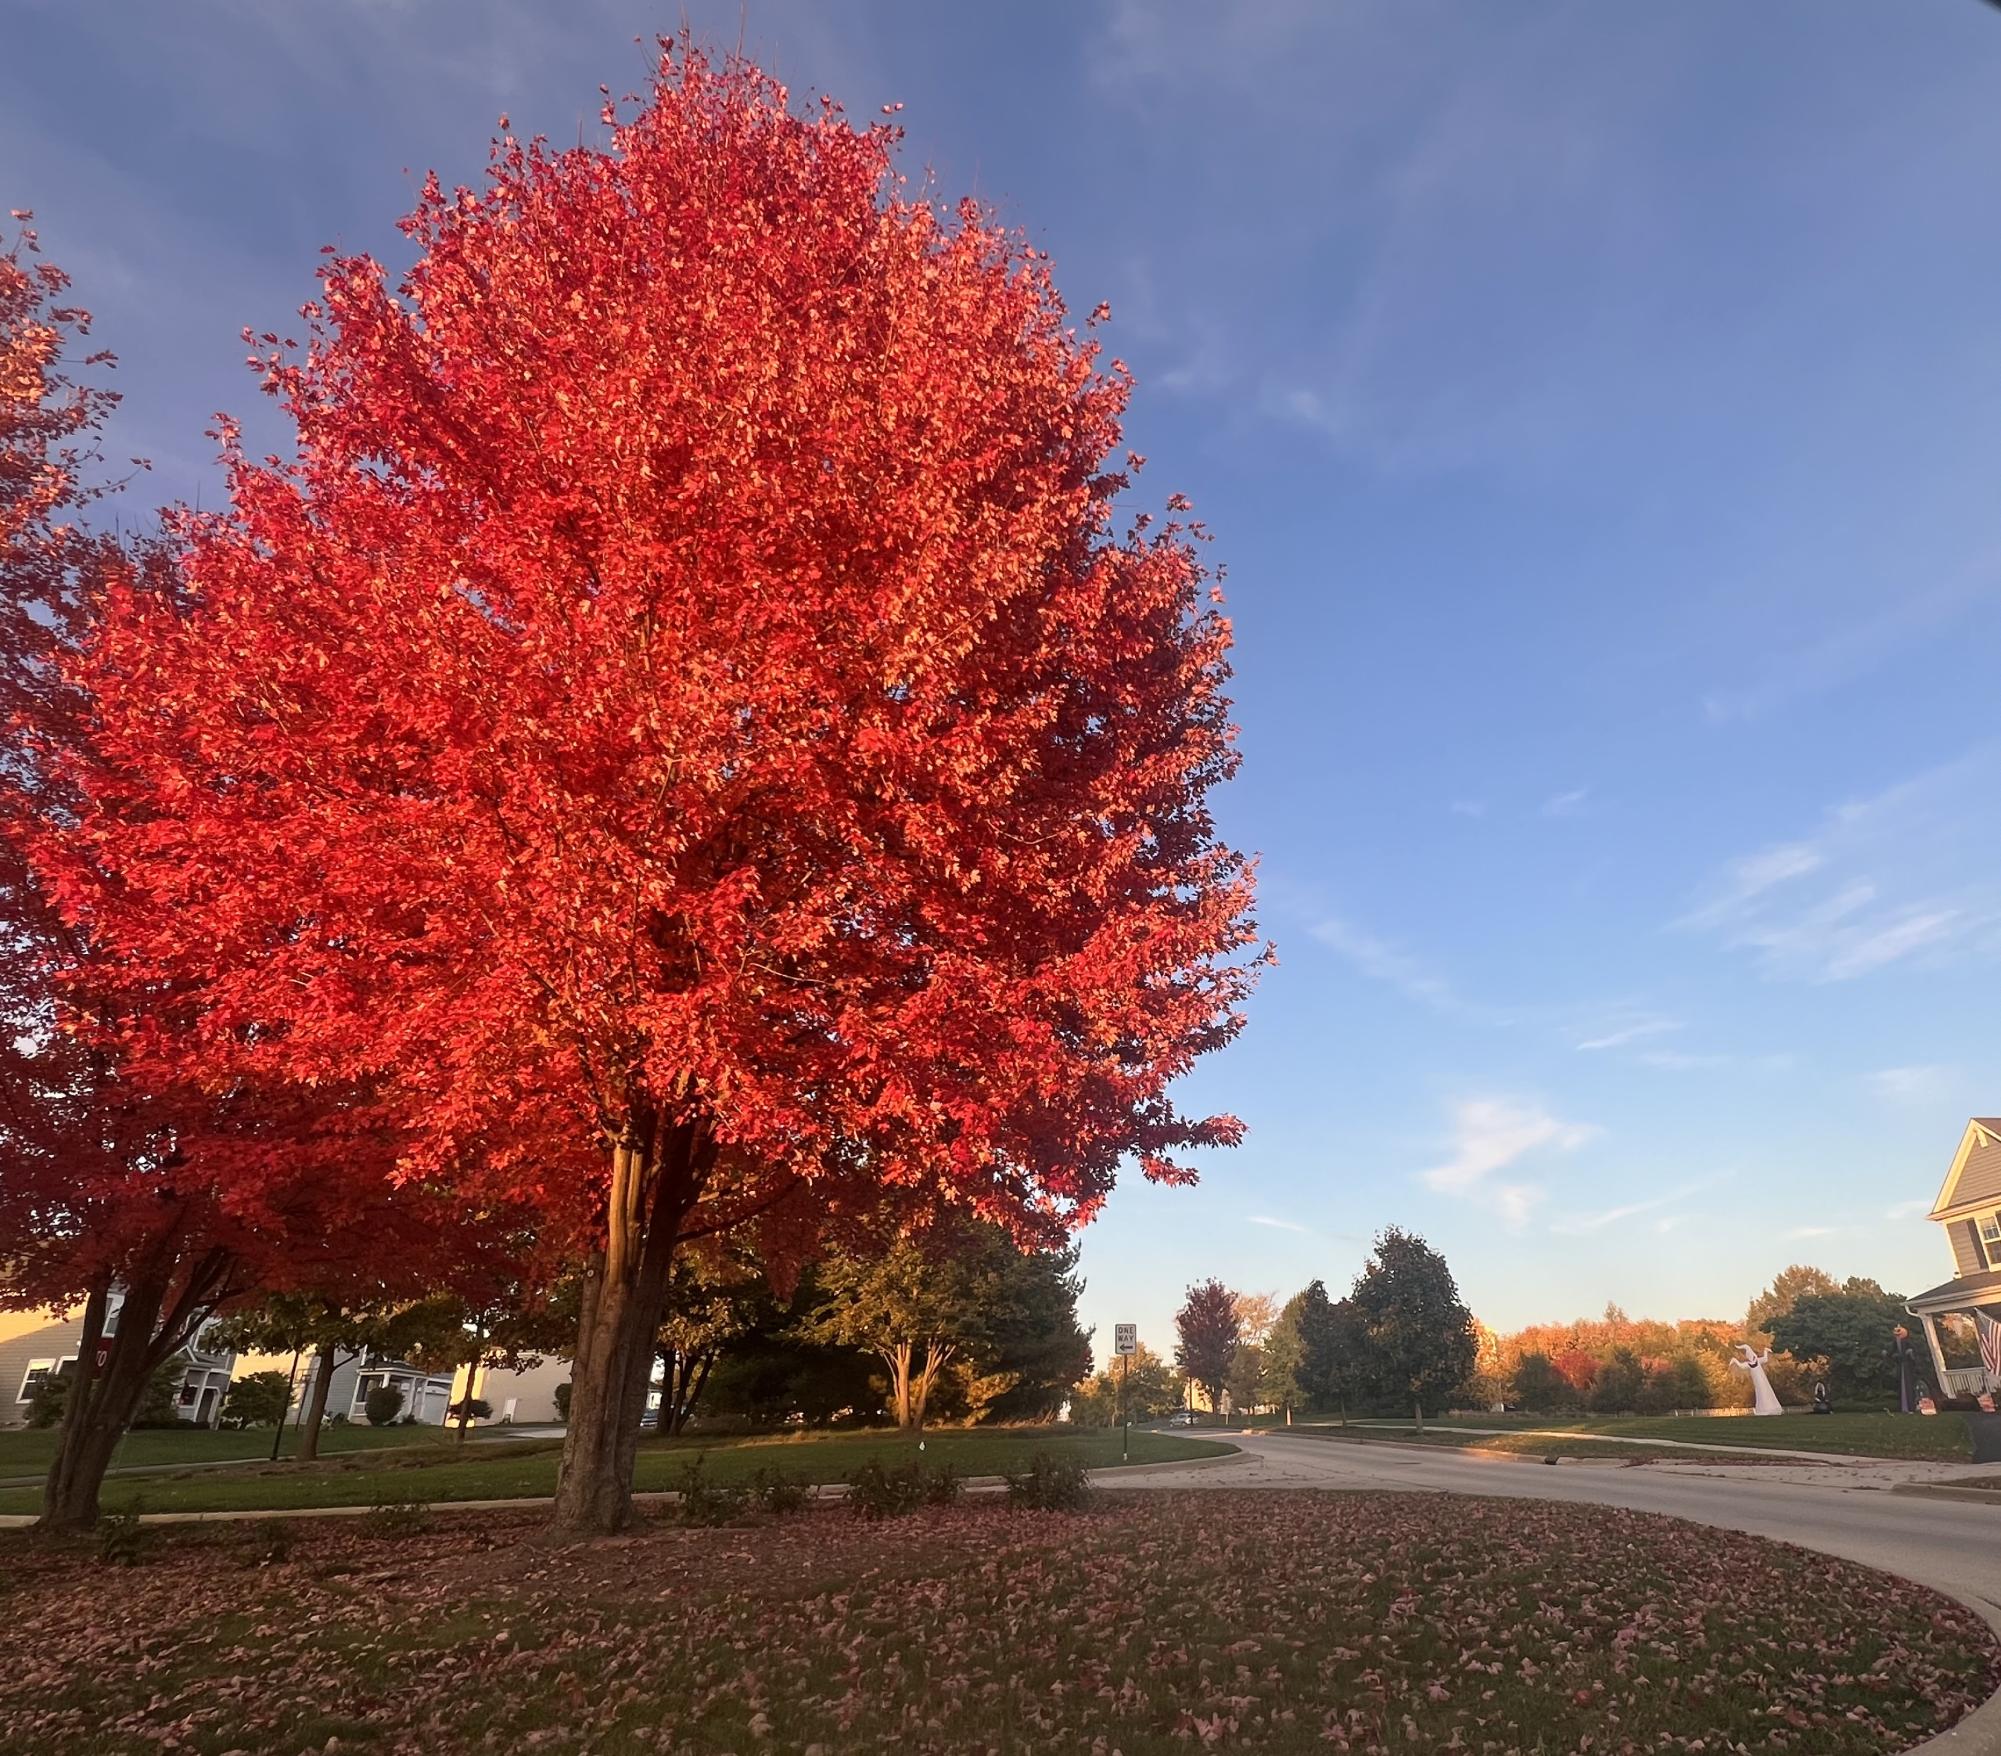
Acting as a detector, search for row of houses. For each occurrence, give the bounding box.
[0,1300,569,1431]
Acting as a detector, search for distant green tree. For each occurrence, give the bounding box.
[1262,1290,1310,1418]
[1744,1264,1840,1340]
[1509,1350,1574,1412]
[1069,1342,1180,1426]
[1348,1229,1477,1430]
[1768,1279,1909,1404]
[1660,1352,1713,1410]
[1296,1279,1372,1421]
[1173,1280,1240,1416]
[220,1370,294,1428]
[1588,1346,1645,1413]
[808,1237,975,1430]
[1224,1341,1269,1416]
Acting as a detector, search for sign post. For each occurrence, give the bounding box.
[1114,1323,1138,1464]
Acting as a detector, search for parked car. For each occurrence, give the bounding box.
[1167,1408,1198,1428]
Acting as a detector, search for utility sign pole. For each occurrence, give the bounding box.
[1114,1324,1137,1463]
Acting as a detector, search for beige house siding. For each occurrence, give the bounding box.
[456,1355,570,1425]
[1951,1133,2001,1211]
[0,1313,86,1428]
[1950,1219,1989,1278]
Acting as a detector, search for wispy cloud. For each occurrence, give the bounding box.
[1676,748,2001,982]
[1885,1198,1933,1222]
[1867,1065,1956,1104]
[1247,1215,1308,1235]
[1309,913,1500,1022]
[1784,1224,1841,1241]
[1449,798,1487,819]
[1419,1097,1596,1229]
[1548,1175,1717,1237]
[1702,549,2001,725]
[1575,1014,1681,1052]
[1541,787,1590,819]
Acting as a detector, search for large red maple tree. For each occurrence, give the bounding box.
[67,48,1261,1531]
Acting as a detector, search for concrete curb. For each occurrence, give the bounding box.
[1089,1448,1248,1480]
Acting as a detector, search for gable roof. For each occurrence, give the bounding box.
[1907,1267,2001,1313]
[1930,1119,2001,1220]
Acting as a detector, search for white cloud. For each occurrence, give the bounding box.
[1449,798,1487,819]
[1541,787,1590,819]
[1575,1014,1681,1052]
[1677,841,1824,933]
[1247,1215,1308,1234]
[1885,1198,1932,1221]
[1867,1065,1956,1104]
[1784,1225,1840,1241]
[1420,1097,1596,1228]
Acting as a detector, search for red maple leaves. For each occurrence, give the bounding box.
[67,47,1260,1255]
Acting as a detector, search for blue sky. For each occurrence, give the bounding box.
[10,1,2001,1359]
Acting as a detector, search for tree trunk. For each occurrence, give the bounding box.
[455,1329,485,1450]
[553,1117,709,1535]
[39,1246,234,1532]
[910,1341,954,1432]
[1413,1396,1424,1433]
[886,1342,914,1430]
[679,1353,714,1435]
[296,1341,337,1462]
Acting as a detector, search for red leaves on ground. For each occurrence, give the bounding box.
[0,1491,1992,1754]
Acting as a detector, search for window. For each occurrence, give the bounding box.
[16,1357,76,1404]
[1980,1212,2001,1270]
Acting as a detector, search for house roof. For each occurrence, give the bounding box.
[1929,1119,2001,1219]
[1907,1267,2001,1312]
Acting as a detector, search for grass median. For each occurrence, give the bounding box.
[0,1426,1231,1517]
[1318,1411,1971,1462]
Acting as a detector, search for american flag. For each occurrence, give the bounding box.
[1977,1310,2001,1383]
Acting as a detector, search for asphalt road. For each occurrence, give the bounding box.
[1138,1430,2001,1612]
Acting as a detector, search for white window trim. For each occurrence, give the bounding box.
[16,1356,75,1404]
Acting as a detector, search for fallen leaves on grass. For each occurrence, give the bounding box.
[0,1491,1991,1754]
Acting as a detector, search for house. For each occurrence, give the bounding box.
[0,1300,238,1429]
[450,1354,569,1426]
[297,1349,455,1427]
[1906,1118,2001,1402]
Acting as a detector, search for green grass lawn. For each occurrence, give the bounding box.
[2,1491,1991,1754]
[1333,1411,1973,1462]
[0,1419,495,1478]
[1285,1426,1711,1463]
[0,1426,1230,1516]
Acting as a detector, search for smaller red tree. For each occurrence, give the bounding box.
[1174,1279,1242,1417]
